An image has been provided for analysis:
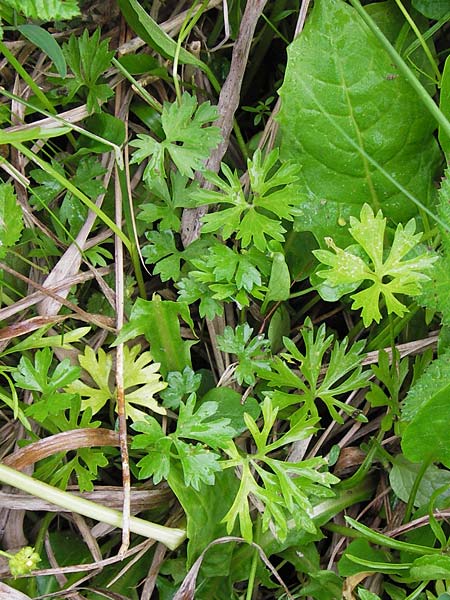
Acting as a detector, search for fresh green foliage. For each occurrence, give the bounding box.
[217,324,272,385]
[3,0,450,597]
[278,0,441,240]
[390,456,450,508]
[177,243,270,317]
[418,169,450,325]
[366,348,409,431]
[59,158,106,237]
[314,204,437,326]
[0,183,24,259]
[402,383,450,467]
[160,367,202,410]
[1,0,80,20]
[66,344,167,422]
[131,392,235,491]
[13,348,80,421]
[18,24,67,78]
[187,149,300,252]
[138,172,198,233]
[260,317,369,423]
[114,295,195,375]
[130,92,221,182]
[221,397,338,542]
[63,29,114,113]
[401,349,450,421]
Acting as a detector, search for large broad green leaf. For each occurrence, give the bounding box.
[3,0,80,20]
[278,0,441,245]
[168,466,238,573]
[402,386,450,467]
[390,456,450,507]
[410,555,450,580]
[401,349,450,420]
[412,0,450,19]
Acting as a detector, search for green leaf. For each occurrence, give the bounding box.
[120,345,167,422]
[176,274,223,320]
[278,0,441,234]
[117,0,213,73]
[2,0,80,20]
[18,24,66,78]
[131,396,227,490]
[261,318,369,423]
[66,344,166,421]
[176,393,236,449]
[401,349,450,421]
[173,439,222,491]
[419,171,450,323]
[130,92,221,181]
[78,113,126,153]
[65,346,112,414]
[390,456,450,507]
[314,204,437,326]
[3,326,91,357]
[402,386,450,467]
[200,388,260,435]
[195,149,301,252]
[13,348,80,422]
[217,324,272,386]
[168,466,238,570]
[141,230,183,282]
[132,418,172,483]
[221,397,337,542]
[115,295,195,376]
[412,0,450,19]
[160,367,202,409]
[338,539,388,576]
[263,251,291,307]
[63,29,114,113]
[410,555,450,580]
[358,590,382,600]
[180,243,270,313]
[439,55,450,156]
[0,183,23,259]
[138,172,197,232]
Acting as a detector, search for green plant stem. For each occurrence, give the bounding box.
[322,522,364,539]
[404,13,450,59]
[112,57,162,113]
[404,455,433,523]
[14,141,131,250]
[116,165,147,298]
[246,520,261,600]
[0,40,56,114]
[339,433,382,490]
[310,475,377,526]
[0,463,186,550]
[173,0,209,104]
[393,0,441,84]
[349,0,450,140]
[0,87,123,167]
[405,581,429,600]
[346,516,440,555]
[233,119,249,163]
